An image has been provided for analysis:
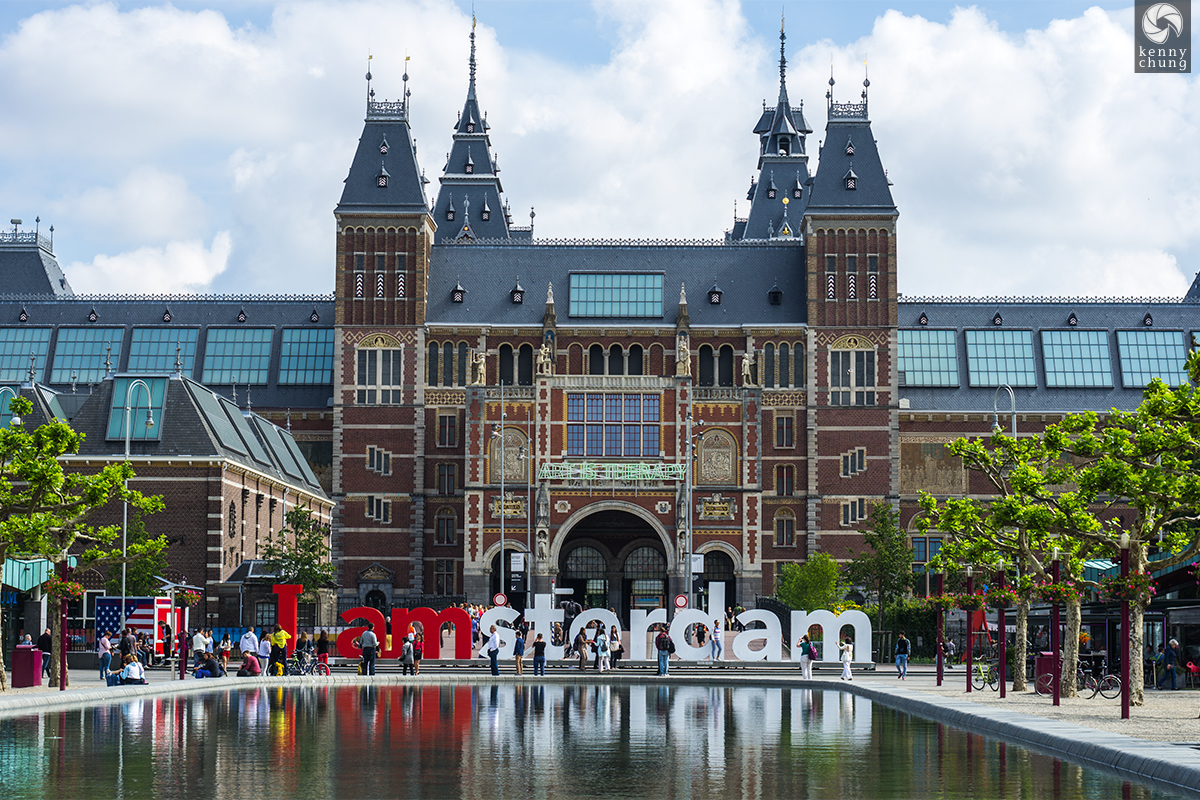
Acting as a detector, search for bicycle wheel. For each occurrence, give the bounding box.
[1097,674,1121,699]
[987,666,1000,691]
[1035,673,1054,696]
[972,668,985,690]
[314,662,331,677]
[1083,676,1099,698]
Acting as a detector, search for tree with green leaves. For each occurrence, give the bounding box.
[843,503,914,636]
[776,552,846,612]
[0,395,165,690]
[260,505,335,602]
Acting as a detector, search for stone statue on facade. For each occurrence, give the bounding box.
[537,342,554,375]
[472,349,487,385]
[535,481,550,529]
[536,528,549,564]
[675,332,691,377]
[742,351,756,386]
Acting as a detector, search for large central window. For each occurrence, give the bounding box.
[566,393,660,457]
[569,273,663,318]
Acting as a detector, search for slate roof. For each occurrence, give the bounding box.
[70,374,326,497]
[896,299,1200,413]
[426,240,807,327]
[335,96,430,216]
[0,294,334,410]
[0,234,73,296]
[807,111,897,216]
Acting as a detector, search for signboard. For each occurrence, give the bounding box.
[510,552,526,572]
[493,592,508,607]
[674,594,689,609]
[537,462,687,482]
[690,554,704,574]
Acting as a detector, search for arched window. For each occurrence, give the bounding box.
[703,551,735,581]
[589,345,605,375]
[778,138,790,156]
[628,344,644,375]
[442,342,454,387]
[718,345,734,387]
[564,546,607,579]
[428,341,439,385]
[435,508,456,545]
[228,502,237,537]
[364,590,387,610]
[775,509,796,546]
[794,343,805,386]
[608,344,625,376]
[698,345,715,386]
[518,344,534,386]
[779,343,790,388]
[624,547,666,579]
[764,344,775,388]
[458,342,469,386]
[499,344,514,386]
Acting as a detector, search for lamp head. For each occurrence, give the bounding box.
[966,566,973,577]
[991,413,1001,435]
[1119,532,1130,549]
[8,415,20,427]
[145,411,155,429]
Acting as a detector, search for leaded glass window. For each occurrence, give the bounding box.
[0,327,51,383]
[566,393,660,458]
[897,329,959,387]
[1041,330,1113,388]
[964,329,1036,388]
[1116,330,1187,388]
[279,328,334,385]
[201,328,273,385]
[106,376,167,441]
[568,273,664,318]
[50,327,124,383]
[624,547,665,579]
[128,327,198,374]
[564,546,607,579]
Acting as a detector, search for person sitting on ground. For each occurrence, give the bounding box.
[195,652,224,679]
[237,650,262,677]
[108,653,148,686]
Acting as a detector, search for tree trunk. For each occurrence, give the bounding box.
[1130,600,1146,706]
[1062,598,1081,699]
[1013,597,1029,692]
[47,598,69,689]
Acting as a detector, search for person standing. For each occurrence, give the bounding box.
[400,636,415,676]
[191,628,207,670]
[710,618,723,661]
[360,622,379,676]
[513,630,526,675]
[838,636,855,681]
[797,633,815,680]
[531,633,547,676]
[219,632,233,672]
[942,638,955,669]
[485,625,501,676]
[413,633,423,675]
[268,624,292,676]
[574,629,589,671]
[97,631,113,680]
[895,631,910,680]
[1157,639,1181,690]
[37,627,53,677]
[596,630,611,672]
[239,627,259,661]
[609,625,623,669]
[256,633,272,674]
[315,630,331,665]
[655,628,673,676]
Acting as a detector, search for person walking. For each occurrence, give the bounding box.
[513,630,526,675]
[574,629,589,671]
[797,633,815,680]
[37,627,53,677]
[942,638,955,669]
[485,625,501,676]
[655,628,674,676]
[360,622,379,676]
[895,631,910,680]
[838,636,855,681]
[532,633,547,676]
[400,636,415,676]
[219,632,233,672]
[710,618,723,661]
[1157,639,1181,690]
[97,630,113,680]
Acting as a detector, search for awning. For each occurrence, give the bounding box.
[2,556,78,593]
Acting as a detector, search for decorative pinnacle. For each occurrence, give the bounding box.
[779,19,787,87]
[469,16,477,92]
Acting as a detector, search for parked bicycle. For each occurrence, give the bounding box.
[971,655,1000,691]
[1035,660,1120,699]
[285,650,331,677]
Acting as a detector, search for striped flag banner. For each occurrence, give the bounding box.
[96,597,179,654]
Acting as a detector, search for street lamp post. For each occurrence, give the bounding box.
[1119,532,1131,720]
[965,566,974,694]
[120,379,155,633]
[491,380,507,604]
[997,559,1007,699]
[0,387,21,426]
[1051,546,1061,708]
[992,384,1016,437]
[933,568,944,687]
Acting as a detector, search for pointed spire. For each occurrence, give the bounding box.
[468,12,478,100]
[546,282,554,305]
[677,282,690,329]
[777,14,789,105]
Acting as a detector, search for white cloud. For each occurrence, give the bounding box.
[66,232,232,294]
[0,2,1197,297]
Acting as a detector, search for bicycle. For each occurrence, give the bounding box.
[1035,662,1121,699]
[285,650,331,677]
[971,657,1000,691]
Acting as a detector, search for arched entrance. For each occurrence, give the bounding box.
[555,507,669,625]
[698,550,736,613]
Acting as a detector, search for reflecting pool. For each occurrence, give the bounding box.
[0,685,1186,799]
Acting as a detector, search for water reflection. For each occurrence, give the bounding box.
[0,685,1183,800]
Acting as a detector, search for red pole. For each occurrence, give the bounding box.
[997,567,1007,699]
[1120,546,1130,720]
[935,572,944,687]
[58,563,68,691]
[966,572,974,694]
[1051,557,1061,707]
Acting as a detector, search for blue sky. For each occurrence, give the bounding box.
[0,1,1195,299]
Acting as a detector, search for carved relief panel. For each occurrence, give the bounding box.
[698,429,737,485]
[488,429,530,483]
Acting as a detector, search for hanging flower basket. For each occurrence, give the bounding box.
[985,587,1018,609]
[1034,581,1081,605]
[955,593,986,612]
[44,576,84,601]
[925,594,957,613]
[176,590,202,607]
[1100,572,1156,604]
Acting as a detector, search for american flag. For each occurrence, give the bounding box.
[96,597,177,654]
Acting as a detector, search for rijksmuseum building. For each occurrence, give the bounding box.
[2,29,1198,628]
